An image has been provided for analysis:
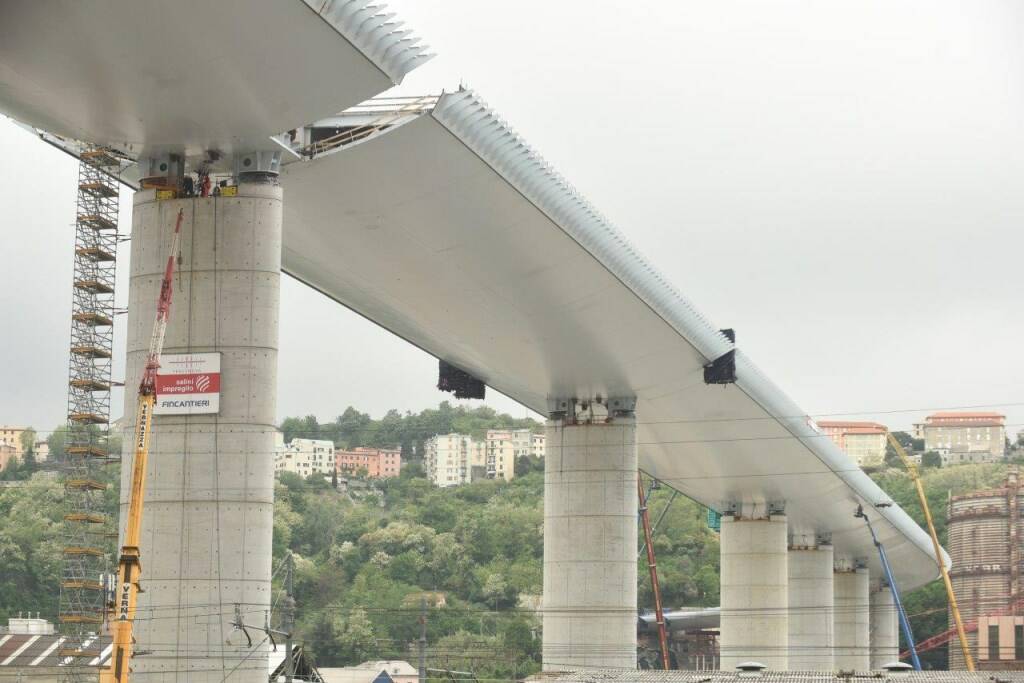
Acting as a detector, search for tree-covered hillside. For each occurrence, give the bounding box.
[1,401,1019,673]
[274,467,721,675]
[279,402,541,456]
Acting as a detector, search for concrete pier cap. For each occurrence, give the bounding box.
[719,505,788,671]
[542,397,638,671]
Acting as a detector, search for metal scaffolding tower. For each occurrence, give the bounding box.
[59,147,122,681]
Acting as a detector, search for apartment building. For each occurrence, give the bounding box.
[424,433,475,487]
[817,421,888,467]
[424,429,543,487]
[531,432,546,458]
[484,429,537,482]
[920,412,1006,465]
[32,441,49,462]
[0,426,26,460]
[274,438,336,477]
[336,446,402,479]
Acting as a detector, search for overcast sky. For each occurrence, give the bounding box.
[1,0,1022,438]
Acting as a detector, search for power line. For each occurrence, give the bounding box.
[14,399,1024,437]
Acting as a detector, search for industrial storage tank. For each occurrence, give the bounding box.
[947,468,1022,670]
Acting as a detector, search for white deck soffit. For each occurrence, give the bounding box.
[0,0,431,157]
[281,89,946,592]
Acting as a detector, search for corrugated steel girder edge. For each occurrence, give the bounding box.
[429,87,945,588]
[735,350,950,582]
[302,0,434,84]
[429,88,734,365]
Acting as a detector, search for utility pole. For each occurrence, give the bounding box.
[638,474,670,670]
[284,552,296,683]
[418,596,427,683]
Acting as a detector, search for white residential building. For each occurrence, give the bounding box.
[274,437,336,477]
[484,429,535,482]
[424,429,543,487]
[424,433,475,487]
[33,441,50,462]
[531,432,546,458]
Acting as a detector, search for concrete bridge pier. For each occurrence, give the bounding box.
[834,563,871,671]
[542,402,637,671]
[121,175,281,681]
[787,535,834,670]
[719,508,788,671]
[869,584,899,668]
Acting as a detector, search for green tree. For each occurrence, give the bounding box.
[337,606,376,664]
[47,425,68,462]
[921,451,942,468]
[19,428,36,456]
[334,407,374,448]
[0,474,64,621]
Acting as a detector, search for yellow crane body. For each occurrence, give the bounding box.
[100,393,155,683]
[886,432,975,671]
[100,207,184,683]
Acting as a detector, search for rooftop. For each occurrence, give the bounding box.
[816,421,887,433]
[927,412,1006,423]
[549,670,1024,683]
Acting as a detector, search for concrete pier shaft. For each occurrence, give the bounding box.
[834,566,870,671]
[720,513,788,671]
[869,585,899,669]
[121,184,281,681]
[787,539,834,670]
[542,414,637,671]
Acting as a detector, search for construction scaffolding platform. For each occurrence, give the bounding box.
[80,149,121,167]
[71,312,113,327]
[62,546,105,557]
[64,513,105,524]
[67,411,108,424]
[59,648,103,659]
[69,378,111,392]
[72,279,114,295]
[65,445,109,458]
[59,614,105,625]
[59,144,124,683]
[64,479,108,491]
[69,345,112,359]
[74,246,116,262]
[78,181,118,199]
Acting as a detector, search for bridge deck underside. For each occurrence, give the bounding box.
[280,92,944,592]
[0,0,427,159]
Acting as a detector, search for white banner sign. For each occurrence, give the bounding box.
[154,352,221,415]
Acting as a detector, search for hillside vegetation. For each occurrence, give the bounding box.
[0,403,1018,672]
[279,403,541,455]
[273,466,721,674]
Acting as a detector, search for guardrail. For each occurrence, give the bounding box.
[300,94,440,158]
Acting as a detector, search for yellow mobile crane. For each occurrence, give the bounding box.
[886,431,975,671]
[101,208,185,683]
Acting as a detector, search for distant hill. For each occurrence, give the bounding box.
[278,402,543,457]
[2,411,1013,673]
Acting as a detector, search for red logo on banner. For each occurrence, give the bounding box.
[155,372,221,396]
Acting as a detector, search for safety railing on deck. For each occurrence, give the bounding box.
[299,94,440,158]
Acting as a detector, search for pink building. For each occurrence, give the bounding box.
[336,446,402,479]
